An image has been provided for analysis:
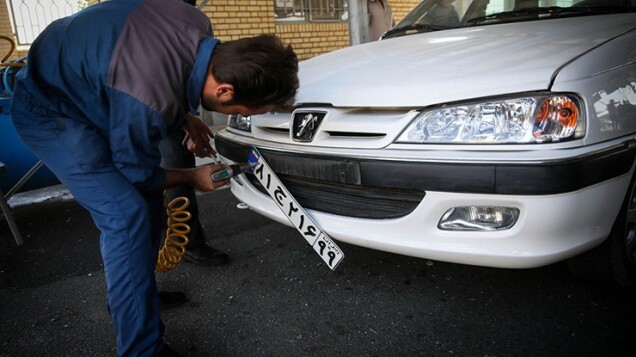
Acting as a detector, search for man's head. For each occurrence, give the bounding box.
[201,34,299,116]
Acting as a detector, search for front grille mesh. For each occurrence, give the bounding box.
[247,174,425,219]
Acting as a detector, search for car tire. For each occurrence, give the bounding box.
[567,171,636,287]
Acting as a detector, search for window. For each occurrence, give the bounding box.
[6,0,88,46]
[275,0,348,22]
[482,0,592,15]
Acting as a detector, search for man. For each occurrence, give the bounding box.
[10,0,299,356]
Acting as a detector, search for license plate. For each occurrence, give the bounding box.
[247,147,344,270]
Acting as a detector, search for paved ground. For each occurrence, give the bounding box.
[1,187,636,357]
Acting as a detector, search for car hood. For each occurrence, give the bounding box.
[296,14,636,108]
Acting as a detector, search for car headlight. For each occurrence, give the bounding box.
[396,94,583,144]
[228,114,251,132]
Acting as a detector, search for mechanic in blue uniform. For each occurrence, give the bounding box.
[10,0,299,355]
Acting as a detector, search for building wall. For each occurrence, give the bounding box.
[276,22,350,60]
[0,0,420,63]
[201,0,276,39]
[0,2,23,61]
[199,0,352,61]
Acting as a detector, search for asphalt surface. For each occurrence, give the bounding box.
[1,187,635,357]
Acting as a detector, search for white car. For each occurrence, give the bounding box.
[215,0,636,286]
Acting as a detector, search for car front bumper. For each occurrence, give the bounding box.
[215,134,636,268]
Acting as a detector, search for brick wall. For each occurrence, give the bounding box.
[0,2,22,62]
[0,0,420,63]
[276,22,350,61]
[199,0,352,61]
[200,0,276,40]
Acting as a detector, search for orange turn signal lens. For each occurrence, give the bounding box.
[533,96,580,142]
[537,96,579,126]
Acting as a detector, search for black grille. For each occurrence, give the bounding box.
[246,173,425,219]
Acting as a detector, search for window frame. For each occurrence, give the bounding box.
[275,0,348,23]
[5,0,87,47]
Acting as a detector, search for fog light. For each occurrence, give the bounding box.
[438,206,519,231]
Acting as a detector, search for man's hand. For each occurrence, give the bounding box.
[164,164,230,191]
[182,113,216,158]
[192,164,230,191]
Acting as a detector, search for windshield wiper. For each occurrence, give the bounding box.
[382,23,452,39]
[466,6,634,25]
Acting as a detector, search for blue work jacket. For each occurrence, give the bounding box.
[12,0,217,191]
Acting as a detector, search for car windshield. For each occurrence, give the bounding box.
[383,0,636,39]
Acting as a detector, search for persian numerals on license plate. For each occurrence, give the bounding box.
[247,148,344,270]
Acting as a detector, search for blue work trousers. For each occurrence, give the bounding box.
[11,99,166,356]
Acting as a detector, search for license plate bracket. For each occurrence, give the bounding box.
[261,151,361,185]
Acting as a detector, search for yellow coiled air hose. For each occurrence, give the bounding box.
[156,191,192,272]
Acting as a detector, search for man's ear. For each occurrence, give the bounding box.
[215,83,234,102]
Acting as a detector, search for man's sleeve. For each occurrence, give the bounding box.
[107,87,167,192]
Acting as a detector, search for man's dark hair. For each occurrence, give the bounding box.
[210,34,299,108]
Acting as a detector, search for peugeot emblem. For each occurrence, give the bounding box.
[292,111,326,142]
